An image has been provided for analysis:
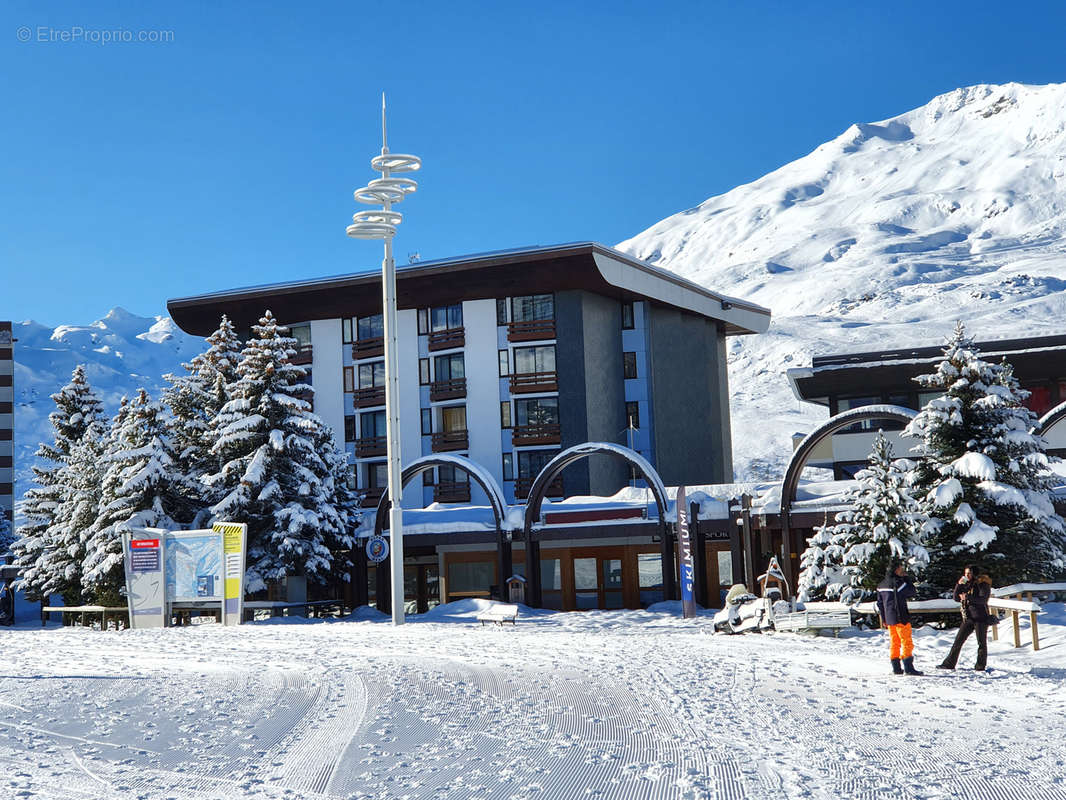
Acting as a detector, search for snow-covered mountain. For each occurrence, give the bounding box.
[11,309,203,504]
[618,82,1066,481]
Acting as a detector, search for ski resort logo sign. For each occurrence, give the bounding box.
[366,535,389,563]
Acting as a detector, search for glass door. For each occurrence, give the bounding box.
[574,557,598,609]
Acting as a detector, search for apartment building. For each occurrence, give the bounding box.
[169,243,770,508]
[787,333,1066,478]
[0,322,12,527]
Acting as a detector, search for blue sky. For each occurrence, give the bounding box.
[3,0,1065,326]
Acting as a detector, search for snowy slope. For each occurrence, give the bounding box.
[618,82,1066,481]
[11,308,202,506]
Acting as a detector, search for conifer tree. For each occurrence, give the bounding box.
[205,311,349,591]
[904,323,1066,591]
[12,366,104,600]
[0,513,13,559]
[83,390,180,604]
[797,519,845,601]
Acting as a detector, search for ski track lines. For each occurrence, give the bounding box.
[2,624,1066,799]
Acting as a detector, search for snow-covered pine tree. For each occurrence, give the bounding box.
[903,323,1066,591]
[39,422,105,604]
[83,390,180,604]
[205,311,348,591]
[163,314,244,524]
[0,512,13,559]
[831,432,928,597]
[11,365,105,600]
[797,516,845,602]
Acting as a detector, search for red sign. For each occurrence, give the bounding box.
[131,539,160,549]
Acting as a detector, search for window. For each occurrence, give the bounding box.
[834,461,867,480]
[289,324,311,348]
[496,298,508,325]
[361,410,387,439]
[344,415,356,442]
[502,452,514,481]
[625,401,640,429]
[419,358,431,385]
[438,463,468,485]
[440,405,467,433]
[358,361,385,388]
[500,401,512,429]
[622,302,634,330]
[517,449,557,479]
[498,349,509,377]
[342,318,353,344]
[515,397,558,426]
[434,353,465,381]
[343,366,354,393]
[357,314,383,341]
[511,294,554,322]
[916,391,941,409]
[513,345,555,375]
[430,303,462,331]
[623,351,637,379]
[424,467,435,485]
[367,462,388,488]
[417,308,429,335]
[836,395,879,433]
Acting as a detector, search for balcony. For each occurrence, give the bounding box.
[507,319,555,342]
[433,481,471,504]
[352,337,385,360]
[354,435,387,458]
[428,327,465,352]
[509,371,558,394]
[431,430,468,452]
[359,486,385,507]
[290,344,313,366]
[514,476,565,500]
[353,386,385,409]
[511,423,561,446]
[429,377,467,402]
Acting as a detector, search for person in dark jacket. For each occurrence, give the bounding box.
[937,566,993,671]
[876,561,922,675]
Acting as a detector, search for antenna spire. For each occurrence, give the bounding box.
[381,92,388,153]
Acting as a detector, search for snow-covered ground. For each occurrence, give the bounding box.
[2,600,1064,800]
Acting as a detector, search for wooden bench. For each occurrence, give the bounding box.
[476,603,519,625]
[988,596,1044,651]
[775,602,853,636]
[42,605,129,630]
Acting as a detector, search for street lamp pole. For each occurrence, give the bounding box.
[346,94,421,625]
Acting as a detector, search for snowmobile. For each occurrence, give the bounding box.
[712,557,793,634]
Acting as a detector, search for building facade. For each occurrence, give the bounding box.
[0,322,12,527]
[787,333,1066,478]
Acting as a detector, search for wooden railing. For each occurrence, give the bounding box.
[290,344,313,365]
[511,423,561,446]
[354,435,387,458]
[507,319,555,342]
[509,371,557,394]
[434,481,471,503]
[353,386,385,408]
[431,430,468,452]
[430,377,467,401]
[352,337,385,360]
[428,327,465,352]
[513,476,564,500]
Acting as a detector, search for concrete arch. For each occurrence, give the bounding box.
[779,405,917,586]
[1036,400,1066,436]
[521,442,671,608]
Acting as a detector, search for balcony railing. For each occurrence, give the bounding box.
[428,327,465,352]
[354,435,387,458]
[507,319,555,342]
[434,481,471,503]
[290,344,313,365]
[353,386,385,409]
[359,486,386,507]
[431,430,469,452]
[511,423,561,446]
[429,377,467,401]
[352,337,385,360]
[514,476,565,500]
[509,371,558,394]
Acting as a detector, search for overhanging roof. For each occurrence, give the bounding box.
[167,242,770,337]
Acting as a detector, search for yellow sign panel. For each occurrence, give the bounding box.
[213,522,247,626]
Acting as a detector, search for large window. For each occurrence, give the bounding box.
[440,405,467,433]
[448,560,494,597]
[431,303,462,331]
[361,410,387,439]
[434,353,465,381]
[367,462,388,488]
[289,324,311,348]
[513,345,555,375]
[357,314,383,341]
[837,395,884,433]
[511,294,554,322]
[517,449,557,479]
[515,397,558,426]
[358,361,385,388]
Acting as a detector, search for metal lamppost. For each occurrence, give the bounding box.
[346,95,421,625]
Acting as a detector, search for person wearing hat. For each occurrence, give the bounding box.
[876,560,922,675]
[937,565,993,671]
